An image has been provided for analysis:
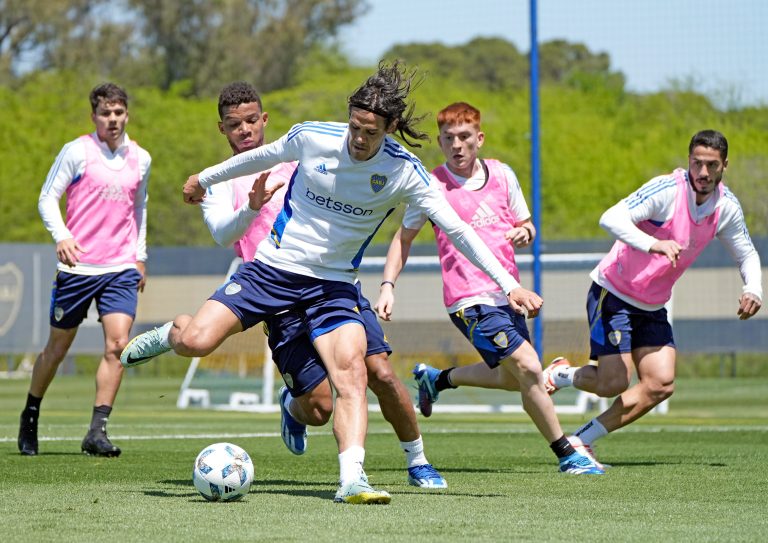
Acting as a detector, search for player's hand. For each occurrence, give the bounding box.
[507,287,543,318]
[737,293,761,320]
[248,171,285,212]
[183,174,205,204]
[650,239,683,267]
[56,238,84,268]
[374,283,395,321]
[136,261,147,293]
[506,225,534,248]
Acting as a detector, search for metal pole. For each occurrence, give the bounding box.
[529,0,543,359]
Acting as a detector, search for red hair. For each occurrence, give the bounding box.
[436,102,481,130]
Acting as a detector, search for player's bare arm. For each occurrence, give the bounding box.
[375,226,419,321]
[183,174,205,204]
[649,239,683,267]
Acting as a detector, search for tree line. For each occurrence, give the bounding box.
[1,3,766,247]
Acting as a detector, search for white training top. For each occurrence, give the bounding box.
[198,121,519,293]
[591,170,763,309]
[38,132,151,274]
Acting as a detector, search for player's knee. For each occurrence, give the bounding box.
[304,398,333,425]
[108,336,130,357]
[509,356,541,387]
[647,380,675,404]
[176,327,216,357]
[43,342,70,365]
[366,360,398,395]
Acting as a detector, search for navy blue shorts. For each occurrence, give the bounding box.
[264,282,391,397]
[49,269,142,329]
[209,259,365,340]
[449,304,530,368]
[587,282,675,359]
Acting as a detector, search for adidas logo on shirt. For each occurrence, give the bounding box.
[470,202,500,228]
[315,163,328,175]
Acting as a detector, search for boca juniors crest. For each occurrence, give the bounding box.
[370,174,387,193]
[0,263,23,337]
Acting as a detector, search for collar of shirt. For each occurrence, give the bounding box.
[90,131,130,158]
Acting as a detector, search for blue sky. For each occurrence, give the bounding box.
[338,0,767,107]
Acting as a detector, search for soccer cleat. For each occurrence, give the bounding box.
[413,363,441,417]
[568,435,610,470]
[407,463,448,489]
[81,429,121,457]
[334,475,391,504]
[278,386,307,455]
[120,322,172,368]
[558,451,604,475]
[18,410,39,456]
[543,357,571,395]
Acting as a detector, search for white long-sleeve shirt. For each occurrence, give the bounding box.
[199,121,520,293]
[39,132,150,274]
[592,171,762,309]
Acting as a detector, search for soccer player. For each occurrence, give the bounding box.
[199,81,446,488]
[375,102,603,475]
[122,62,541,503]
[542,129,762,464]
[18,83,151,457]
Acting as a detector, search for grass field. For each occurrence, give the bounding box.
[1,375,767,542]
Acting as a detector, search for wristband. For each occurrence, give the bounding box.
[380,280,395,289]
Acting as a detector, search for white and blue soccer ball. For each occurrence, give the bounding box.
[192,442,254,502]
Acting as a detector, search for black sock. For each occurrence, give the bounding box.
[550,435,576,460]
[24,393,42,414]
[435,368,458,392]
[90,405,113,433]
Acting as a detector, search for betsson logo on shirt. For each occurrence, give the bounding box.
[304,188,374,217]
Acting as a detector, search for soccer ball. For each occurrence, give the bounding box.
[192,442,254,501]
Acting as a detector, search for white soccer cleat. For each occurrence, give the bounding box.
[543,357,571,395]
[568,435,610,470]
[334,473,391,504]
[120,322,172,368]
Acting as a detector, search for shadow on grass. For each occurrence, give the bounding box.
[152,478,501,501]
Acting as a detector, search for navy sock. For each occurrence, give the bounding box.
[435,368,457,392]
[90,405,113,432]
[24,393,42,415]
[550,435,576,459]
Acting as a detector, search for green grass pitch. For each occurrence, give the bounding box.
[1,375,767,542]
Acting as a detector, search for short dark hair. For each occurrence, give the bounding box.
[89,83,128,112]
[348,60,429,148]
[218,82,263,119]
[689,129,728,161]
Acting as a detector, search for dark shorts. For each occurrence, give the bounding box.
[587,282,675,359]
[49,268,142,329]
[264,282,391,397]
[209,259,365,340]
[449,304,530,368]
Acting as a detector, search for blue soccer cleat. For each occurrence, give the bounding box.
[279,386,307,455]
[407,463,448,489]
[413,363,441,417]
[558,451,605,475]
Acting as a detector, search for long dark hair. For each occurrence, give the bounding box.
[348,60,429,148]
